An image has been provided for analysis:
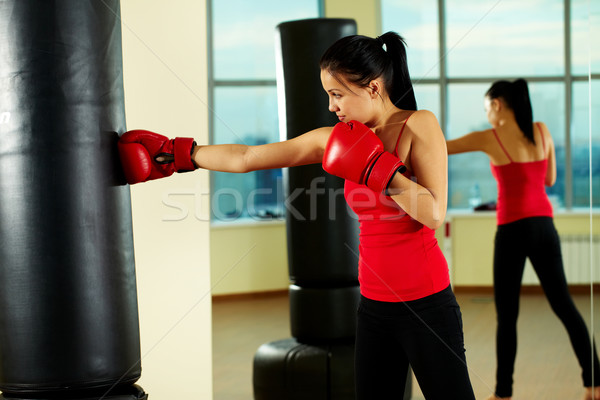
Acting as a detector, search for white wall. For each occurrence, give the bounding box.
[120,1,212,398]
[211,222,289,296]
[445,212,600,286]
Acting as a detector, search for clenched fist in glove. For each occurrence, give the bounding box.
[322,120,407,194]
[118,130,197,184]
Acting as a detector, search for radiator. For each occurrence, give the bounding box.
[522,234,600,285]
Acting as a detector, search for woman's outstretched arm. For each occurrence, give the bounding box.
[119,127,331,184]
[191,127,331,173]
[446,130,490,155]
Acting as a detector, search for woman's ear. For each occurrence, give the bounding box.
[368,80,382,99]
[492,98,504,112]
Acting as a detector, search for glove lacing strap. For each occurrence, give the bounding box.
[365,151,407,194]
[173,138,197,171]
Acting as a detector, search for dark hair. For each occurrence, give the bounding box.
[486,78,534,144]
[319,31,417,111]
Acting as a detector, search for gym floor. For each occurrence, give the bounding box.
[212,290,600,400]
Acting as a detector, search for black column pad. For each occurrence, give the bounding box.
[289,284,360,343]
[0,385,148,400]
[253,338,355,400]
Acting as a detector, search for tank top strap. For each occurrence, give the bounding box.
[492,128,513,163]
[393,113,413,157]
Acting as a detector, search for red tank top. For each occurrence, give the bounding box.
[344,116,450,302]
[490,123,553,225]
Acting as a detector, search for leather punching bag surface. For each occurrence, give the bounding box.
[276,18,359,343]
[276,18,359,286]
[0,1,142,396]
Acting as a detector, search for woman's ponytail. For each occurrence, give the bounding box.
[486,78,534,143]
[319,31,417,111]
[378,32,417,111]
[511,79,534,143]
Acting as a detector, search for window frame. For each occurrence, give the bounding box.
[206,0,324,225]
[382,0,599,210]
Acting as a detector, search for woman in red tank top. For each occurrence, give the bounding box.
[447,79,600,400]
[120,32,475,400]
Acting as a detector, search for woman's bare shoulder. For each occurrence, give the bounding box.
[405,109,443,139]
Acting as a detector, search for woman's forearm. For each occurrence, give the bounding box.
[191,144,252,173]
[388,175,447,230]
[190,128,330,173]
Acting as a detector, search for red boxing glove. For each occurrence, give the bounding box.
[322,120,406,193]
[118,130,197,184]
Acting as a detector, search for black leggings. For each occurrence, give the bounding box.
[355,286,475,400]
[493,216,600,397]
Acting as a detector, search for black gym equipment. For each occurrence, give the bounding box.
[253,18,412,400]
[0,1,145,398]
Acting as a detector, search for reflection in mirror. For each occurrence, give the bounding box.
[575,0,600,393]
[381,0,600,397]
[572,0,600,393]
[209,0,600,398]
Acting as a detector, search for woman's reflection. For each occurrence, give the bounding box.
[446,78,600,400]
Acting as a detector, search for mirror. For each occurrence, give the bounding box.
[588,0,599,391]
[379,0,600,397]
[209,0,599,399]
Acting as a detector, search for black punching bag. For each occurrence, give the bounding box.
[276,18,359,286]
[276,18,359,343]
[253,18,359,400]
[0,1,144,398]
[255,19,411,400]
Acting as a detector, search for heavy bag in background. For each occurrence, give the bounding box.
[253,18,360,400]
[288,284,360,342]
[276,18,359,344]
[256,19,412,400]
[276,18,359,286]
[0,0,143,396]
[253,338,355,400]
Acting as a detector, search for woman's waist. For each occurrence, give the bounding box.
[359,216,425,236]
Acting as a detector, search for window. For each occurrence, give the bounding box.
[445,0,564,78]
[381,0,599,209]
[382,0,440,80]
[209,0,321,223]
